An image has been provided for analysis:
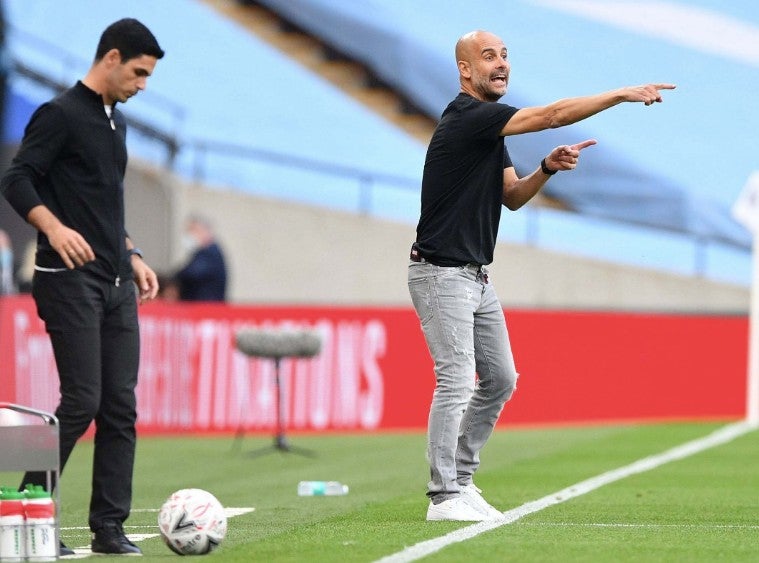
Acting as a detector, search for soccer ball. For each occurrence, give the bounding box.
[158,488,227,555]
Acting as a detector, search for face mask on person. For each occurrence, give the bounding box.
[181,234,199,253]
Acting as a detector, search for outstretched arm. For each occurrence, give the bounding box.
[502,139,596,210]
[502,83,675,136]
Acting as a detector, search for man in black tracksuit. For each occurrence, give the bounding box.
[0,19,163,556]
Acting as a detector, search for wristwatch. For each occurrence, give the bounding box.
[540,158,557,176]
[128,248,144,259]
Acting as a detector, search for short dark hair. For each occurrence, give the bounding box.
[94,18,164,63]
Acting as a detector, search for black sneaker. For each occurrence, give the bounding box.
[91,522,142,556]
[59,540,75,556]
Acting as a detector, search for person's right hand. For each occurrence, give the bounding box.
[48,224,95,269]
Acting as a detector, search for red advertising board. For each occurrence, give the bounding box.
[0,295,749,432]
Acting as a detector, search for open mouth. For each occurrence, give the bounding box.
[490,75,507,86]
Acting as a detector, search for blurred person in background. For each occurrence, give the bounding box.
[409,29,675,522]
[0,1,8,138]
[0,18,164,555]
[15,238,36,293]
[173,213,227,302]
[155,271,180,301]
[0,228,15,294]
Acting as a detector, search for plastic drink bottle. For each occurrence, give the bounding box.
[297,481,349,496]
[23,485,56,562]
[0,487,26,562]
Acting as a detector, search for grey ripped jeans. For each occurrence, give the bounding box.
[408,261,518,501]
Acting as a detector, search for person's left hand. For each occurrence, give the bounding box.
[544,139,597,172]
[131,255,160,304]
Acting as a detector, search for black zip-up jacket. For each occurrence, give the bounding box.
[0,81,132,284]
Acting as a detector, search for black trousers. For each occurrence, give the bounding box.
[22,268,140,531]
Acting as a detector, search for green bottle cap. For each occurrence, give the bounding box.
[0,487,25,500]
[23,484,51,499]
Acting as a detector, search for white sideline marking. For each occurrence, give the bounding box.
[61,507,255,558]
[128,506,254,518]
[521,522,759,530]
[375,421,758,563]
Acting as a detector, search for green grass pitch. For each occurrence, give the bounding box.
[2,421,757,561]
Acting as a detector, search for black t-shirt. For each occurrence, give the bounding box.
[415,93,519,266]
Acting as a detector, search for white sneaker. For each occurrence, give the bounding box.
[460,484,502,519]
[426,497,487,521]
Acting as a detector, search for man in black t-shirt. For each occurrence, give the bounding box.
[409,30,675,521]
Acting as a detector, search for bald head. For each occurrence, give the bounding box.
[455,31,504,64]
[455,30,510,102]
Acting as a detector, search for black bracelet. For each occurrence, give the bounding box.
[540,158,557,176]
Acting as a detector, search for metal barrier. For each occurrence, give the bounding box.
[0,402,60,559]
